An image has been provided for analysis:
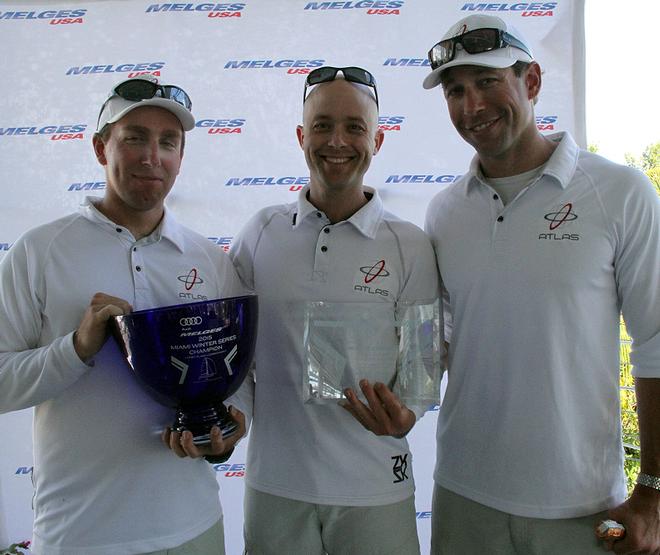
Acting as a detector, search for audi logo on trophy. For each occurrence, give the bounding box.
[179,316,203,327]
[112,295,258,444]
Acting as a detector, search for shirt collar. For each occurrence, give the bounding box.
[293,185,384,239]
[79,196,186,252]
[464,132,579,195]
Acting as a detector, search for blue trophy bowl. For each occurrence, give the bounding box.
[112,295,258,444]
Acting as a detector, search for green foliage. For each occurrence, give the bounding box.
[625,142,660,171]
[0,541,30,555]
[620,321,640,494]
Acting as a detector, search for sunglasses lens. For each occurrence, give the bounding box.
[115,80,158,101]
[343,67,374,86]
[307,67,338,86]
[162,86,192,110]
[431,40,454,68]
[461,28,499,54]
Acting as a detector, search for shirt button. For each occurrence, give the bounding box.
[323,227,330,234]
[493,194,499,200]
[133,247,137,252]
[135,265,142,272]
[116,228,122,233]
[497,216,504,222]
[321,246,328,253]
[316,212,322,218]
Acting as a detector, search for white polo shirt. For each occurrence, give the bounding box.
[0,197,243,555]
[424,132,660,519]
[230,186,439,506]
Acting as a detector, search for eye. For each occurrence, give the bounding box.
[312,122,330,131]
[478,77,498,87]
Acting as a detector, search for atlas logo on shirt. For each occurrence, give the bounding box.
[0,8,86,24]
[392,454,409,483]
[178,268,209,300]
[303,1,405,15]
[355,259,390,297]
[539,202,580,241]
[0,242,12,252]
[146,3,245,18]
[461,2,556,17]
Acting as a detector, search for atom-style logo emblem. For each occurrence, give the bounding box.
[359,259,390,284]
[177,268,204,291]
[544,203,578,230]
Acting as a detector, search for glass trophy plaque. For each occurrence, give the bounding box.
[303,299,441,408]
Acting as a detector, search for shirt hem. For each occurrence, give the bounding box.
[434,476,626,519]
[247,478,415,507]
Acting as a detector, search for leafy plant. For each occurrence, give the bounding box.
[0,540,31,555]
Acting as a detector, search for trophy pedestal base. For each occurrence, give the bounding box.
[174,405,238,445]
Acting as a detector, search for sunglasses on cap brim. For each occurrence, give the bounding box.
[303,66,379,108]
[428,28,532,70]
[97,78,192,130]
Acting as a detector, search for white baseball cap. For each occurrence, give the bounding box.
[423,14,534,90]
[96,75,195,133]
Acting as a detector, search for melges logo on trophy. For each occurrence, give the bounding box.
[112,295,258,444]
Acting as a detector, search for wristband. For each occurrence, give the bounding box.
[637,472,660,491]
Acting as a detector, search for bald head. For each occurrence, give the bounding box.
[303,79,379,130]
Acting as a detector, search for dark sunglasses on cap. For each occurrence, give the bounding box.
[303,66,379,108]
[427,28,532,70]
[97,78,192,129]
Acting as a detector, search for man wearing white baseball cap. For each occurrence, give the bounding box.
[0,76,245,554]
[422,14,660,555]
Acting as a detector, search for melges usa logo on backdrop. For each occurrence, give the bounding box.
[383,57,431,68]
[66,61,165,79]
[536,115,557,132]
[460,2,556,17]
[378,116,405,132]
[197,118,245,135]
[0,124,86,141]
[0,8,86,25]
[303,1,405,15]
[386,174,461,185]
[145,3,246,19]
[225,176,310,192]
[224,58,325,76]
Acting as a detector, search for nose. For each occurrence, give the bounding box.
[140,140,161,167]
[327,127,348,148]
[463,86,486,116]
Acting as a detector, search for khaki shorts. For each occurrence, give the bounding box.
[244,487,420,555]
[431,484,609,554]
[142,518,225,555]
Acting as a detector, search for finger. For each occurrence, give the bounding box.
[373,382,405,418]
[167,429,188,458]
[205,426,229,455]
[360,380,391,423]
[90,293,133,313]
[341,388,380,431]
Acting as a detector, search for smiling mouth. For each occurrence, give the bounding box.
[466,117,499,133]
[321,155,353,164]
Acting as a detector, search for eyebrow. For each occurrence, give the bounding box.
[123,125,182,139]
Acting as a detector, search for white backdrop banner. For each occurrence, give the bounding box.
[0,1,585,552]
